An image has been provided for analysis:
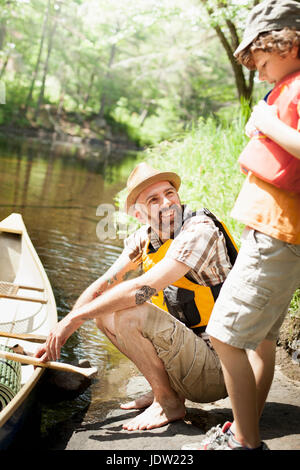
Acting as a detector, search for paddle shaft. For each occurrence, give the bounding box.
[0,350,98,378]
[0,331,47,343]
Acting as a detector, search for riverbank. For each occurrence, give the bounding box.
[36,344,299,452]
[0,123,141,158]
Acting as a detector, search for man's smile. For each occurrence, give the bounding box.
[160,208,176,219]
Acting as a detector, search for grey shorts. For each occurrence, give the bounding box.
[206,228,300,350]
[142,302,227,403]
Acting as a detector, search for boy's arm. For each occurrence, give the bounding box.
[248,100,300,160]
[36,256,190,361]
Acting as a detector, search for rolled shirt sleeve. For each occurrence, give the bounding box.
[123,225,150,266]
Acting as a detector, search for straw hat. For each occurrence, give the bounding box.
[124,162,181,214]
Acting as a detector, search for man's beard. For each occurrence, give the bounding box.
[153,204,183,240]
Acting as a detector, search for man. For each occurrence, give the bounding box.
[36,162,237,431]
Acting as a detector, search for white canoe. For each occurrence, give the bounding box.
[0,213,57,448]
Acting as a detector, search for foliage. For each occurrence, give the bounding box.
[111,96,185,145]
[290,289,300,318]
[0,0,264,142]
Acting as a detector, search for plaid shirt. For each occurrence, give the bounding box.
[123,205,232,287]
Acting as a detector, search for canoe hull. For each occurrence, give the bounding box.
[0,213,57,449]
[0,370,42,450]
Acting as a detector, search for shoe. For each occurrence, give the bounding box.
[181,421,232,450]
[181,422,269,450]
[223,434,270,450]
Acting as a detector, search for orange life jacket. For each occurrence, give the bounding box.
[238,70,300,193]
[141,208,238,331]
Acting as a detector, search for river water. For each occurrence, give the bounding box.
[0,135,141,443]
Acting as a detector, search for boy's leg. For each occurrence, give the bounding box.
[210,337,261,449]
[222,339,276,444]
[205,229,300,449]
[247,339,276,418]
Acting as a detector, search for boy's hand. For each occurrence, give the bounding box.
[246,100,279,137]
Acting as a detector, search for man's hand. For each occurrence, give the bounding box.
[35,313,83,362]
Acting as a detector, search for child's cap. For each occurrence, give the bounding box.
[234,0,300,57]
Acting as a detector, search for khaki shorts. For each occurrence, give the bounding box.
[207,228,300,350]
[142,302,227,403]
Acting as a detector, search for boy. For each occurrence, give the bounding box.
[183,0,300,450]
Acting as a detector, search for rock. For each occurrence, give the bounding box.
[38,361,95,403]
[78,359,92,368]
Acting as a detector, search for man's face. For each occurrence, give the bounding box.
[134,180,182,241]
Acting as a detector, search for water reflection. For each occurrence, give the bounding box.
[0,135,139,440]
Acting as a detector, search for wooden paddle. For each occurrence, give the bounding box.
[0,349,98,378]
[0,330,47,343]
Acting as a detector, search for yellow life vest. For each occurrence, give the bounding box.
[141,208,238,331]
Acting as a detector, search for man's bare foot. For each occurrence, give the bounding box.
[122,396,186,431]
[120,391,154,410]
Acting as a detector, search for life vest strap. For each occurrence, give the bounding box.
[141,208,238,330]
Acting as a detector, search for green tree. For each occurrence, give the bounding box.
[198,0,260,102]
[24,0,51,116]
[0,0,264,141]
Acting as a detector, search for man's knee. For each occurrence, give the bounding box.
[94,312,114,335]
[94,303,154,343]
[114,303,149,337]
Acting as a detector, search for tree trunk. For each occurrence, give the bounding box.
[34,18,57,121]
[98,42,117,119]
[0,19,6,50]
[24,0,51,117]
[84,68,97,106]
[200,0,259,104]
[0,52,9,79]
[213,23,253,101]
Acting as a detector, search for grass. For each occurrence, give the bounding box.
[289,289,300,318]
